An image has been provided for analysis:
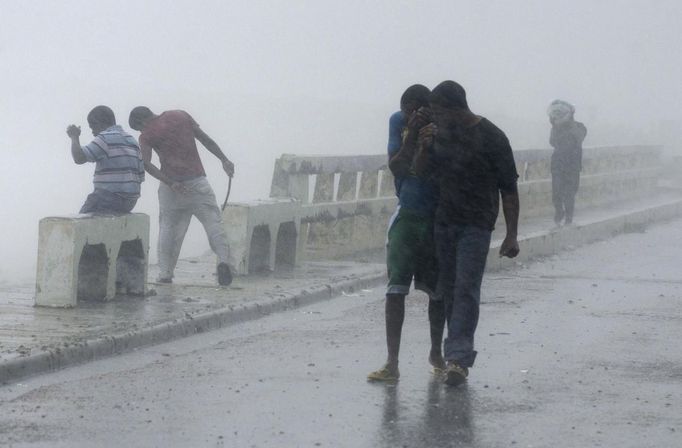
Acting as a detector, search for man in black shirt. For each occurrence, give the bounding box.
[415,80,521,386]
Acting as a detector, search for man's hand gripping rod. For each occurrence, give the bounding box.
[221,176,233,212]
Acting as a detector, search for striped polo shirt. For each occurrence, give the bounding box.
[81,125,145,197]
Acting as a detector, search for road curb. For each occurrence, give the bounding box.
[0,270,386,384]
[3,198,682,384]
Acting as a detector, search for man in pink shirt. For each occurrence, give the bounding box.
[129,107,234,286]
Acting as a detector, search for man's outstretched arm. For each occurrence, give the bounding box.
[193,127,234,177]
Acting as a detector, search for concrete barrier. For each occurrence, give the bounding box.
[516,145,662,219]
[224,145,662,274]
[224,199,301,275]
[35,213,150,307]
[225,154,397,274]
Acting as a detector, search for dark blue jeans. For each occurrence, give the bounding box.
[80,189,137,214]
[435,223,492,367]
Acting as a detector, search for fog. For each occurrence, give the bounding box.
[1,0,680,283]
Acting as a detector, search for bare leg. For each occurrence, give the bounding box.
[428,298,446,369]
[552,180,564,224]
[385,293,406,372]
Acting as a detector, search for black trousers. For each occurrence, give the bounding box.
[551,168,580,221]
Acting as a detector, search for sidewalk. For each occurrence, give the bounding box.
[2,191,682,383]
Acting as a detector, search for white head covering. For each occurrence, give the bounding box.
[547,99,575,124]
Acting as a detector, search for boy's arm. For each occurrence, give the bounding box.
[386,112,412,178]
[389,131,418,178]
[66,125,87,164]
[389,109,433,177]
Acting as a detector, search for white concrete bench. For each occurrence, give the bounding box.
[35,213,150,308]
[224,199,301,275]
[223,154,397,275]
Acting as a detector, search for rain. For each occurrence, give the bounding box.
[0,1,681,446]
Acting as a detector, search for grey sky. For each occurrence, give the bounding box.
[1,0,680,280]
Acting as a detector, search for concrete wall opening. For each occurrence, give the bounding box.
[275,222,297,271]
[249,225,271,274]
[116,239,145,296]
[77,243,109,302]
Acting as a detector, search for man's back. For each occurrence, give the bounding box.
[139,110,206,180]
[431,118,518,230]
[82,125,145,197]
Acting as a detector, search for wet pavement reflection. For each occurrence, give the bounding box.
[376,380,476,448]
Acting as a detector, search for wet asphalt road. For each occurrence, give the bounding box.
[1,220,682,447]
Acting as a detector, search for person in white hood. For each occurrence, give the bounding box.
[548,100,587,226]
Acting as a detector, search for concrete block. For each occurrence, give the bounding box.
[35,213,150,308]
[223,199,301,275]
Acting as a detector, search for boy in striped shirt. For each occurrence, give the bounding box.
[66,106,145,214]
